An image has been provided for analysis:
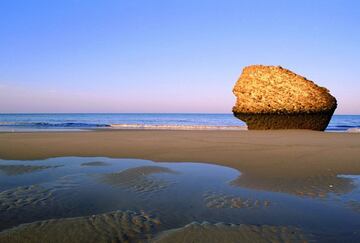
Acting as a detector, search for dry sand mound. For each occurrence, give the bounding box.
[152,222,309,243]
[0,210,161,243]
[101,166,177,193]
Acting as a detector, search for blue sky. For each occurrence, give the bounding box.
[0,0,359,113]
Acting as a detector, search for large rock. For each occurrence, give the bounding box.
[232,65,337,131]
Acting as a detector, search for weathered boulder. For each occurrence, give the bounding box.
[232,65,337,131]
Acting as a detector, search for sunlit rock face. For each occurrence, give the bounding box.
[232,65,337,130]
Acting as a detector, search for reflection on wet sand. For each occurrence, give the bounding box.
[0,165,62,176]
[152,222,309,243]
[101,166,177,193]
[0,210,160,243]
[230,172,356,198]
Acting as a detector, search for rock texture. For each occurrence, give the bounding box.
[232,65,337,130]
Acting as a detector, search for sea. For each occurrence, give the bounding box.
[0,113,359,132]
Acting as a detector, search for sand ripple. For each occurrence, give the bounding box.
[152,222,309,243]
[101,166,177,193]
[0,210,161,243]
[0,174,82,214]
[203,192,271,209]
[0,185,53,212]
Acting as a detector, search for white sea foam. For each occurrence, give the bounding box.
[347,128,360,133]
[109,124,248,131]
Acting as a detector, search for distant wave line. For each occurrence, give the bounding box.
[0,122,110,128]
[0,121,359,132]
[109,124,248,130]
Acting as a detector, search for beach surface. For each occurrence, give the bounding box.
[1,130,360,197]
[1,130,360,242]
[1,130,360,166]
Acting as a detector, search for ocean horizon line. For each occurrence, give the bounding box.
[0,112,359,116]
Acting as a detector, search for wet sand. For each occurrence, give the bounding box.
[152,222,308,243]
[1,130,360,197]
[203,192,271,209]
[101,166,177,193]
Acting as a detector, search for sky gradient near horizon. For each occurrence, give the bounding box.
[0,0,359,114]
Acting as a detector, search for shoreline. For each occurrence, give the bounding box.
[0,126,358,133]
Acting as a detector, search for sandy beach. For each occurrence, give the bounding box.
[1,130,360,182]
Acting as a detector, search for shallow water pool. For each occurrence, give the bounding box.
[0,157,359,242]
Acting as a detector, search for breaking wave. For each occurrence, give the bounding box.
[109,124,248,130]
[0,122,110,129]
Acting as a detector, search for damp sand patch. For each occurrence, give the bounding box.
[0,210,161,243]
[81,161,109,167]
[0,165,62,176]
[203,192,271,209]
[152,222,309,243]
[101,166,178,193]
